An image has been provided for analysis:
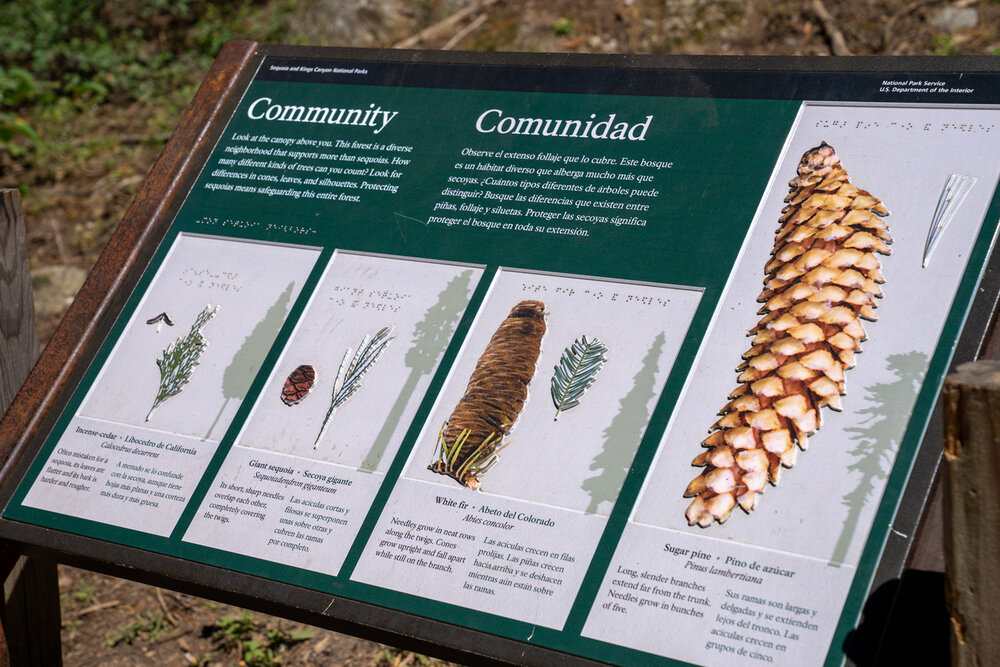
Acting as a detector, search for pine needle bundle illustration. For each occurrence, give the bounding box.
[146,304,219,421]
[551,336,608,420]
[429,301,546,489]
[685,142,891,527]
[314,326,394,449]
[281,364,316,406]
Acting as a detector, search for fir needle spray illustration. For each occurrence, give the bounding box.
[313,326,394,449]
[551,336,608,420]
[684,142,891,527]
[146,304,219,421]
[429,301,546,489]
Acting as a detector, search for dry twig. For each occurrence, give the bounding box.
[394,0,498,49]
[442,14,488,50]
[881,0,940,54]
[810,0,852,55]
[71,600,121,619]
[156,587,180,626]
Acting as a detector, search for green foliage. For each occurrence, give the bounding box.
[0,67,48,109]
[0,113,38,155]
[0,0,294,155]
[266,626,315,647]
[242,639,278,667]
[0,66,42,153]
[933,34,958,56]
[59,579,96,606]
[552,17,574,36]
[106,611,172,647]
[211,610,313,666]
[71,581,97,603]
[212,610,258,651]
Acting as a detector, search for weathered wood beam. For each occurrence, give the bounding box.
[943,359,1000,667]
[0,188,60,665]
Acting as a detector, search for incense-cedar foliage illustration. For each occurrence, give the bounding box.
[314,326,394,449]
[551,336,608,420]
[429,301,546,489]
[684,142,892,527]
[146,304,219,421]
[281,364,316,406]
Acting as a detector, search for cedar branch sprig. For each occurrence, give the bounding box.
[146,304,219,421]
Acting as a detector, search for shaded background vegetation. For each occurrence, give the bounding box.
[1,0,994,663]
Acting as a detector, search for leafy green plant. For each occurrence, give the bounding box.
[210,610,313,666]
[266,626,314,648]
[212,610,257,651]
[0,113,39,156]
[106,611,172,647]
[0,67,48,108]
[552,17,574,36]
[933,34,958,56]
[71,581,97,603]
[242,639,277,667]
[0,0,294,156]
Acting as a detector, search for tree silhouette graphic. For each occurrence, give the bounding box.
[359,270,475,471]
[829,350,927,565]
[204,281,295,440]
[581,332,665,515]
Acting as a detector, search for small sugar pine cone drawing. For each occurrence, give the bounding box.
[684,142,891,527]
[429,300,546,489]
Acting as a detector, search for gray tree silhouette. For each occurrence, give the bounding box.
[829,351,927,565]
[204,281,296,440]
[581,332,666,515]
[359,270,475,471]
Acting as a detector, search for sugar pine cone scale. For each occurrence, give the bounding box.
[685,143,890,527]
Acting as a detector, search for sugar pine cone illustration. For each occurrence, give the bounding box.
[685,142,891,527]
[429,300,546,489]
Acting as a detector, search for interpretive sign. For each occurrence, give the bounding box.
[2,44,999,665]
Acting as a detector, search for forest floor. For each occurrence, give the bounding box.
[2,0,995,663]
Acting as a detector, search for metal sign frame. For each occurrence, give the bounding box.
[1,42,998,665]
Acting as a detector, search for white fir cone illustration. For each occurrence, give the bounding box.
[684,142,891,527]
[429,301,546,489]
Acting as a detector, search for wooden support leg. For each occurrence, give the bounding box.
[1,553,60,666]
[943,360,1000,667]
[0,188,62,665]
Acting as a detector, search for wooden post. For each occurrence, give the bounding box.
[0,188,62,666]
[943,359,1000,667]
[0,189,38,412]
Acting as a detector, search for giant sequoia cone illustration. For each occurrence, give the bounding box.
[684,142,891,527]
[429,300,546,489]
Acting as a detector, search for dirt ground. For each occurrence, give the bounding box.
[3,0,996,663]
